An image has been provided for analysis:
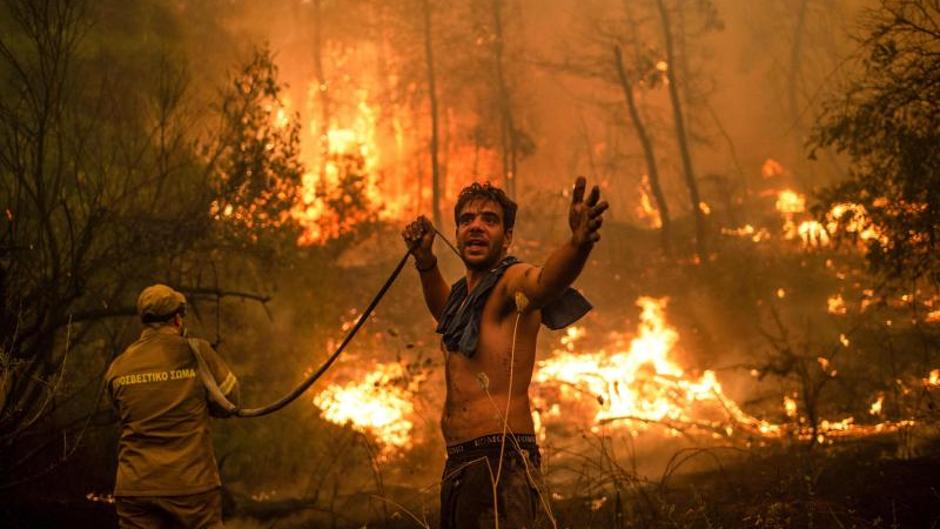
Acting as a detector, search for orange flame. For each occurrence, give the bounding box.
[767,187,891,251]
[927,369,940,386]
[797,220,830,248]
[826,203,887,245]
[313,362,417,457]
[290,88,409,245]
[775,190,805,215]
[314,296,923,453]
[636,175,662,229]
[532,297,916,443]
[827,294,847,315]
[761,158,784,179]
[533,297,783,438]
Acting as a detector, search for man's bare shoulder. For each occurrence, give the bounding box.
[496,262,540,305]
[501,261,537,280]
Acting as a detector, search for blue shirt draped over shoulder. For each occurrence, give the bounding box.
[435,256,592,357]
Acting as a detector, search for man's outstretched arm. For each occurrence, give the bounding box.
[402,215,450,321]
[506,177,608,310]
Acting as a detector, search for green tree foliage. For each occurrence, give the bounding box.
[811,0,940,284]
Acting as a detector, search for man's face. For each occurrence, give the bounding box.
[455,199,512,271]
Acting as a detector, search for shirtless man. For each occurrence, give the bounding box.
[402,177,608,529]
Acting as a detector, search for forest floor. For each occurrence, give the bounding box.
[548,436,940,529]
[4,434,938,528]
[226,433,940,529]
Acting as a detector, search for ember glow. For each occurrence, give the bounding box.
[721,224,771,242]
[761,158,785,179]
[827,294,847,315]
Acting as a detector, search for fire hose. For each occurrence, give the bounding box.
[191,225,459,418]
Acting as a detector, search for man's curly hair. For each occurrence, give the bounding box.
[454,182,518,230]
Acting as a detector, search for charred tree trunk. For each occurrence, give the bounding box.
[655,0,707,261]
[491,0,517,198]
[421,0,443,228]
[675,0,692,112]
[613,46,672,257]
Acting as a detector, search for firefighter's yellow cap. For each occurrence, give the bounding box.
[137,284,187,322]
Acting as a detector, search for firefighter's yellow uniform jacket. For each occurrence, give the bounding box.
[107,326,237,498]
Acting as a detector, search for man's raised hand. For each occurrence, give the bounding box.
[402,215,437,269]
[568,176,609,248]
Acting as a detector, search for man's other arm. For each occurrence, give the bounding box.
[418,262,450,322]
[506,177,608,310]
[403,215,450,321]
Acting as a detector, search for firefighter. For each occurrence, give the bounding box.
[106,284,239,529]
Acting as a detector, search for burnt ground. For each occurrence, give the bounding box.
[5,436,938,528]
[548,437,940,529]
